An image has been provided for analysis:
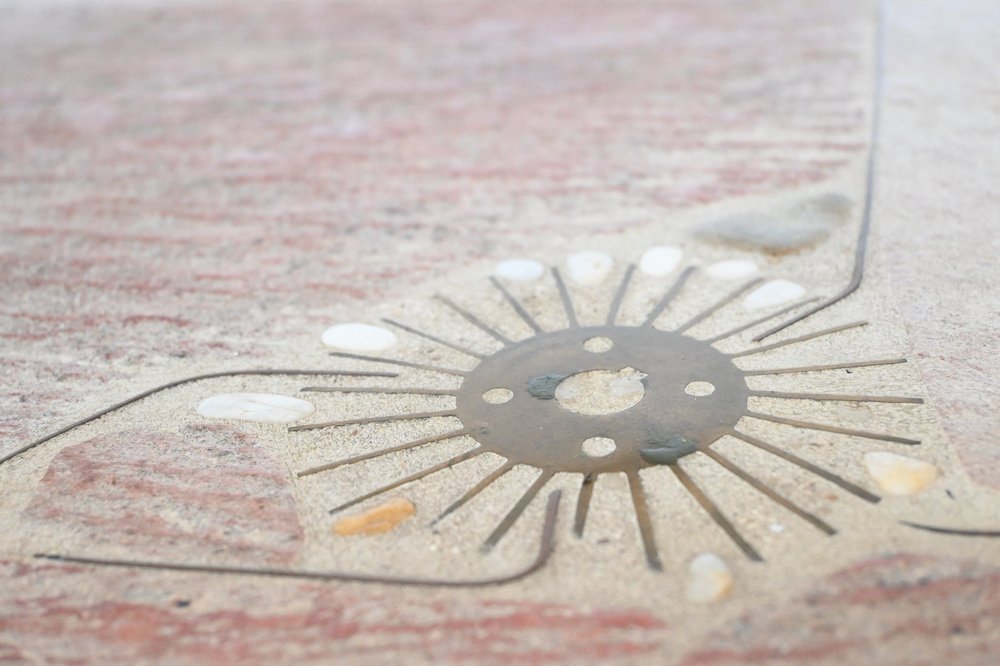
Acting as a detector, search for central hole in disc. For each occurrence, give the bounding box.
[553,367,647,415]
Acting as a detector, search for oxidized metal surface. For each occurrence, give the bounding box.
[455,325,748,475]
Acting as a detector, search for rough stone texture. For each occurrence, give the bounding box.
[21,426,304,566]
[0,0,867,457]
[0,558,668,664]
[877,0,1000,488]
[680,555,1000,665]
[1,0,999,663]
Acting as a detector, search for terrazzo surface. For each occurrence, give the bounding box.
[1,0,998,664]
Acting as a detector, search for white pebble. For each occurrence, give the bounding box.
[197,394,315,423]
[743,279,806,310]
[495,259,545,282]
[863,452,939,496]
[639,246,683,276]
[706,259,758,280]
[322,323,397,351]
[566,251,614,285]
[686,553,734,603]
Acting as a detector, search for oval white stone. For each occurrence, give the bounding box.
[197,393,315,423]
[743,279,806,310]
[639,246,683,276]
[686,553,734,602]
[322,323,397,351]
[566,251,614,285]
[706,259,758,280]
[495,258,545,282]
[863,452,939,496]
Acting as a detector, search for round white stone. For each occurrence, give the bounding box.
[742,279,806,310]
[863,452,939,496]
[706,259,758,280]
[321,323,397,351]
[686,553,734,603]
[197,393,315,423]
[495,259,545,282]
[566,251,614,285]
[639,246,683,276]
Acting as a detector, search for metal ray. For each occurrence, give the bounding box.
[574,473,597,537]
[900,522,1000,538]
[490,277,543,334]
[627,471,662,570]
[605,264,636,325]
[729,321,868,358]
[328,352,466,377]
[296,428,470,478]
[432,461,515,526]
[703,297,821,344]
[329,448,483,514]
[0,369,398,467]
[642,266,696,327]
[675,277,763,334]
[482,470,555,551]
[700,447,836,535]
[551,267,579,328]
[729,430,879,503]
[749,390,923,404]
[435,294,511,345]
[382,318,484,359]
[289,409,457,433]
[300,386,457,396]
[670,463,762,561]
[744,410,920,445]
[742,358,907,376]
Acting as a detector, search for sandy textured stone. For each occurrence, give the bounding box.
[20,426,304,566]
[685,553,735,603]
[0,558,669,664]
[863,452,939,496]
[333,498,416,536]
[196,393,315,422]
[681,555,1000,665]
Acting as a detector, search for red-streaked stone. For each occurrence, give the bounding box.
[21,426,303,566]
[680,554,1000,666]
[0,558,668,664]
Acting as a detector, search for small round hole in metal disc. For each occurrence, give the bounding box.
[583,336,614,353]
[482,388,514,404]
[582,437,616,457]
[685,381,716,396]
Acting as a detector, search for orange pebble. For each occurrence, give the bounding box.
[332,498,416,536]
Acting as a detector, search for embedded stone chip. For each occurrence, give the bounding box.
[863,452,939,496]
[686,552,735,602]
[495,258,545,281]
[333,498,416,536]
[743,279,806,310]
[196,393,315,423]
[566,251,614,285]
[322,322,397,351]
[706,259,758,280]
[639,246,683,276]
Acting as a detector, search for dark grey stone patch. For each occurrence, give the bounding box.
[695,192,853,254]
